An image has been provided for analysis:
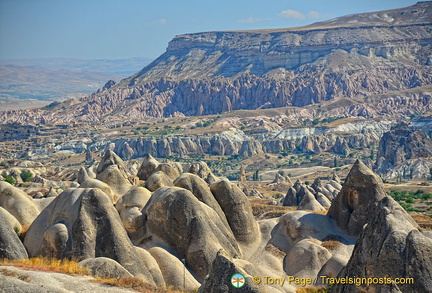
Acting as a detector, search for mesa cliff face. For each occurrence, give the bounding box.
[1,2,431,124]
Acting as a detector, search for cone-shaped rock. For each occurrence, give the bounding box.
[283,187,298,206]
[23,188,158,285]
[78,257,133,279]
[297,188,325,211]
[137,154,160,181]
[96,150,129,175]
[143,186,241,281]
[327,159,386,236]
[77,166,90,184]
[331,196,432,293]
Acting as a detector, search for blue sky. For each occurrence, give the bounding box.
[0,0,420,60]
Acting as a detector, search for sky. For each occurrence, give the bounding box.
[0,0,421,61]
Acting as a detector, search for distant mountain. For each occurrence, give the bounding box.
[1,2,431,123]
[0,57,152,110]
[0,64,123,101]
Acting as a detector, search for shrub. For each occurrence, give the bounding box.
[4,175,15,185]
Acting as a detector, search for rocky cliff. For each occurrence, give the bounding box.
[1,2,431,124]
[74,120,386,160]
[375,122,432,179]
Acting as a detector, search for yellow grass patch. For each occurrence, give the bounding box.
[411,214,432,230]
[0,257,89,275]
[251,202,296,219]
[321,240,343,251]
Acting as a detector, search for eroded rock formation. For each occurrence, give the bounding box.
[375,122,432,179]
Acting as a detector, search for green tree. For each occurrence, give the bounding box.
[20,170,33,182]
[252,170,259,181]
[4,175,15,185]
[422,193,432,203]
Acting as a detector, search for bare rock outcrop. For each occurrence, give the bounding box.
[77,167,91,184]
[284,239,331,279]
[149,247,200,291]
[144,171,173,192]
[137,154,160,181]
[23,188,158,285]
[210,180,259,244]
[375,122,432,179]
[0,265,142,293]
[282,187,298,206]
[115,186,151,241]
[0,207,28,259]
[198,249,268,293]
[78,257,133,279]
[155,162,182,180]
[328,159,386,236]
[283,179,339,208]
[189,161,218,184]
[173,173,229,228]
[79,179,117,203]
[331,196,432,293]
[270,211,351,250]
[96,165,132,199]
[297,189,325,212]
[0,181,40,233]
[142,187,241,281]
[96,150,129,176]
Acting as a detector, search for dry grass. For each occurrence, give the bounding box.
[0,268,31,282]
[93,277,193,293]
[0,257,89,275]
[0,258,193,292]
[251,202,296,219]
[321,240,343,251]
[265,244,286,258]
[411,214,432,230]
[251,201,330,219]
[308,209,329,216]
